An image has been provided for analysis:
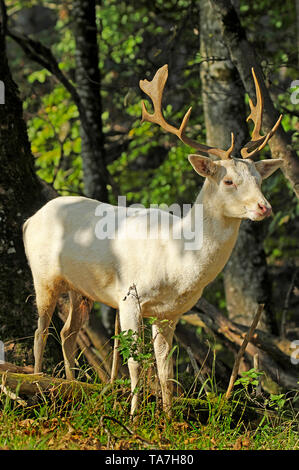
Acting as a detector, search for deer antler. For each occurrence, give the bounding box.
[240,68,282,159]
[139,64,235,160]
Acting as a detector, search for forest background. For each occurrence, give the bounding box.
[0,0,298,450]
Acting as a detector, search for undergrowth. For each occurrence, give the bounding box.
[0,366,298,450]
[0,319,298,450]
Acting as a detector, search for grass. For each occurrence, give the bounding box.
[0,374,298,450]
[1,319,298,450]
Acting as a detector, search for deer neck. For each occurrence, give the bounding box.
[198,179,241,239]
[180,179,241,280]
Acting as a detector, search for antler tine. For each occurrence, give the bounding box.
[140,64,235,160]
[241,68,283,159]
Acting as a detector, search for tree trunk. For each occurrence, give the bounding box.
[72,0,116,334]
[199,0,274,332]
[8,1,115,342]
[224,222,276,333]
[72,0,108,202]
[199,0,247,154]
[0,12,62,367]
[211,0,299,199]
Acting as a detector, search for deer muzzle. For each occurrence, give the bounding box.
[257,202,272,218]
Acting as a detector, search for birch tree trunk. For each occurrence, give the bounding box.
[211,0,299,199]
[199,0,275,332]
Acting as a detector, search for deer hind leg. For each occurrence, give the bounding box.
[118,300,141,417]
[60,291,92,380]
[34,283,58,374]
[152,318,178,414]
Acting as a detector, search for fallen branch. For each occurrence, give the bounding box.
[183,298,299,390]
[0,367,102,401]
[0,369,28,406]
[0,361,33,374]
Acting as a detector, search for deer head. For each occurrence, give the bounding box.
[140,65,283,221]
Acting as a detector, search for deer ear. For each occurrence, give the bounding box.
[255,159,284,180]
[188,155,218,178]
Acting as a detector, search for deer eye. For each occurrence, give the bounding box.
[224,179,234,186]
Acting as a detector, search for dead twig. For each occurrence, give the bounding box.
[225,304,264,399]
[185,346,210,396]
[253,353,262,396]
[99,415,153,446]
[110,310,120,384]
[280,267,297,338]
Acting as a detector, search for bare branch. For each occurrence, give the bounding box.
[225,304,264,399]
[7,29,81,110]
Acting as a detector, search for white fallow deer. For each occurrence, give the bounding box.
[23,65,283,416]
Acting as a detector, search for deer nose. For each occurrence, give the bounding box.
[258,202,272,217]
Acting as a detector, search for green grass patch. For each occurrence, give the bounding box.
[0,376,298,450]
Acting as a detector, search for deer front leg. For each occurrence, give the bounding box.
[118,299,141,417]
[152,318,178,414]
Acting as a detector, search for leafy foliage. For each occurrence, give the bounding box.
[6,0,299,327]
